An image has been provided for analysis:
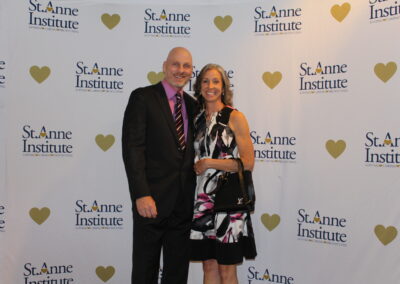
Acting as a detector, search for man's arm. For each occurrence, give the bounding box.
[122,89,157,218]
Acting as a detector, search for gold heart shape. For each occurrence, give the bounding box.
[331,3,351,22]
[214,15,233,32]
[314,217,320,223]
[92,206,98,211]
[101,13,120,30]
[29,66,51,84]
[40,132,46,137]
[374,225,397,245]
[29,207,50,225]
[325,139,346,159]
[261,213,280,231]
[384,139,392,145]
[95,134,115,152]
[316,68,322,73]
[147,71,165,85]
[96,266,115,282]
[262,72,282,90]
[41,268,48,273]
[374,62,397,83]
[265,138,272,143]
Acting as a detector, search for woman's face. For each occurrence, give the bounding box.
[200,69,224,104]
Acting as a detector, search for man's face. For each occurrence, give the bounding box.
[163,49,193,89]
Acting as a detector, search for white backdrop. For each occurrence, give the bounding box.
[1,0,400,283]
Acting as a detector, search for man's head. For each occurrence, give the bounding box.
[163,47,193,90]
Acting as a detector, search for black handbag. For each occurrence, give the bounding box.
[211,158,255,213]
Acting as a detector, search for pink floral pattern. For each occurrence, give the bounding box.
[190,107,254,244]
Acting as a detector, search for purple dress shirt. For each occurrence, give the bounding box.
[161,80,189,142]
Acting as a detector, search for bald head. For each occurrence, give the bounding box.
[166,47,192,63]
[162,47,193,90]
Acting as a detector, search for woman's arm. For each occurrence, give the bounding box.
[194,110,255,174]
[229,110,255,171]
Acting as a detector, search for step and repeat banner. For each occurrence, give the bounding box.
[1,0,399,283]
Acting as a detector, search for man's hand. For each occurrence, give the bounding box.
[135,196,158,218]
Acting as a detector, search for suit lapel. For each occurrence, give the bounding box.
[183,93,194,137]
[153,83,179,144]
[183,93,197,156]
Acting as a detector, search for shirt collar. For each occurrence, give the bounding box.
[162,79,183,100]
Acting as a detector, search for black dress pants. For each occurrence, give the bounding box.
[131,211,191,284]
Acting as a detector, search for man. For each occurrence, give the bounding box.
[122,47,197,284]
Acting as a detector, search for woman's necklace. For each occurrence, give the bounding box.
[205,111,215,128]
[205,104,224,129]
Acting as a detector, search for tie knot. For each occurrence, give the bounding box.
[176,93,182,102]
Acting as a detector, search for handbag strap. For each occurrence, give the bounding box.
[235,158,248,200]
[206,158,248,199]
[203,170,221,194]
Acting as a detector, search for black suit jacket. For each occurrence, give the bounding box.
[122,82,197,223]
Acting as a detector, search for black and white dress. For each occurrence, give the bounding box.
[190,106,257,265]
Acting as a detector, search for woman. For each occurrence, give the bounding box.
[190,63,257,284]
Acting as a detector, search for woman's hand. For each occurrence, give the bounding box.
[194,158,210,175]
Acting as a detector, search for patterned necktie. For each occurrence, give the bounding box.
[174,93,186,151]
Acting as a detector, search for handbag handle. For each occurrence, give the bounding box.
[235,158,248,201]
[206,158,247,197]
[203,169,221,194]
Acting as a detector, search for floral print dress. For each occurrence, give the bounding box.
[190,106,257,265]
